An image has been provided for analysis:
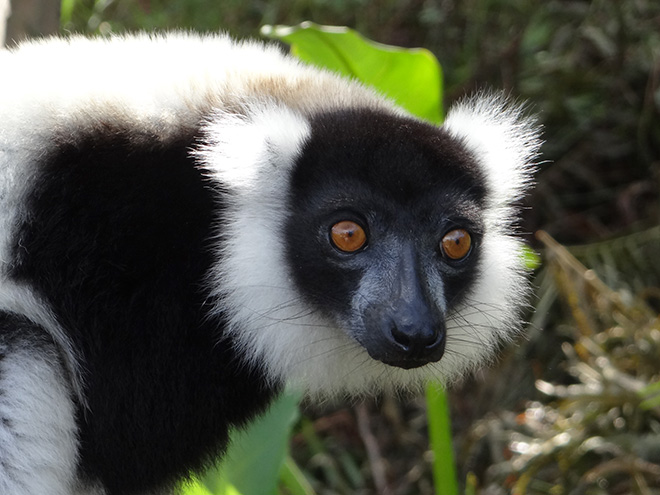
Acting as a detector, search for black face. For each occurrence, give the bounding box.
[285,108,488,369]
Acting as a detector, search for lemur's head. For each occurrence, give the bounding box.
[200,93,540,397]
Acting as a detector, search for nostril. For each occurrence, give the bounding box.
[390,324,439,353]
[391,325,412,350]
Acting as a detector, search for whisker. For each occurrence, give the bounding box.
[290,340,359,367]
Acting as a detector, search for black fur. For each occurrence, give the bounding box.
[9,127,279,494]
[285,109,488,323]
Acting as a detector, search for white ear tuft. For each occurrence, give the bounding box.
[443,92,542,209]
[197,102,311,194]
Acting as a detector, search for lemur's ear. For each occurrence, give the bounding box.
[443,93,541,211]
[197,103,311,194]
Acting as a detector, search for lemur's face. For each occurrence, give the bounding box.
[285,109,487,370]
[205,95,537,395]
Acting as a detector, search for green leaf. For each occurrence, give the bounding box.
[425,383,459,495]
[182,391,301,495]
[261,22,443,124]
[278,455,316,495]
[60,0,75,25]
[180,480,217,495]
[181,478,244,495]
[639,380,660,410]
[223,486,243,495]
[522,245,542,271]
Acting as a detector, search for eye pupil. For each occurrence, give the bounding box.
[441,229,472,260]
[331,221,367,253]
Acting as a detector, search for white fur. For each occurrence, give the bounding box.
[0,283,86,408]
[0,32,391,139]
[443,92,540,213]
[0,341,78,495]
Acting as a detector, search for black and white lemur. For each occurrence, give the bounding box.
[0,32,541,495]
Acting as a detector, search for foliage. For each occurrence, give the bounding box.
[180,391,301,495]
[59,0,429,41]
[513,0,660,243]
[426,384,459,495]
[261,22,442,124]
[461,230,660,493]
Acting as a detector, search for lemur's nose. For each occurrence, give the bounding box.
[359,243,446,369]
[382,314,446,369]
[391,319,444,356]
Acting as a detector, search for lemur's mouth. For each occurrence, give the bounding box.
[379,358,431,370]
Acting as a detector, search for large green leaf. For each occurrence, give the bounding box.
[180,391,301,495]
[262,22,443,124]
[180,482,215,495]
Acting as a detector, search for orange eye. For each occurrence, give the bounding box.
[330,221,367,253]
[441,229,472,260]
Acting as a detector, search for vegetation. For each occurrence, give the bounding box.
[53,1,660,493]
